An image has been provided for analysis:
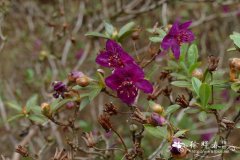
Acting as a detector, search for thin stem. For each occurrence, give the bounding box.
[141,50,161,68]
[111,128,128,153]
[102,89,118,98]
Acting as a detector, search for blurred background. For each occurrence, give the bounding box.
[0,0,240,159]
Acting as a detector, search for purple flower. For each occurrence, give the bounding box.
[96,40,134,68]
[170,138,184,155]
[52,81,67,98]
[161,20,195,59]
[105,64,153,104]
[151,113,166,126]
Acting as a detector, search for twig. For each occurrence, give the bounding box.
[61,1,85,66]
[12,126,38,160]
[112,128,128,153]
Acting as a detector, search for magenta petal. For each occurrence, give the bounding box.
[171,45,180,59]
[179,21,192,29]
[135,79,153,93]
[96,51,111,67]
[105,74,122,90]
[106,39,122,53]
[169,21,179,35]
[161,36,177,50]
[119,51,134,62]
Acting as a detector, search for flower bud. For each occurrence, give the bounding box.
[192,68,203,80]
[149,113,166,126]
[76,76,90,87]
[208,55,219,72]
[66,101,75,109]
[151,103,164,114]
[41,102,51,117]
[112,30,118,39]
[21,106,28,115]
[131,31,140,40]
[129,124,138,132]
[68,71,84,82]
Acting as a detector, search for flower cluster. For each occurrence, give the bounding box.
[96,40,153,104]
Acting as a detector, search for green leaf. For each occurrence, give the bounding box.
[28,114,46,124]
[144,124,168,138]
[187,44,198,66]
[51,98,75,111]
[210,80,228,88]
[171,81,192,88]
[170,73,188,80]
[208,104,225,110]
[236,123,240,128]
[188,63,199,74]
[184,108,199,114]
[6,101,22,112]
[199,83,211,107]
[145,64,159,80]
[174,130,188,137]
[31,106,42,114]
[89,85,102,101]
[85,32,109,39]
[165,104,181,115]
[191,77,202,96]
[148,100,156,108]
[227,47,237,52]
[179,62,189,74]
[79,96,90,111]
[230,32,240,48]
[118,21,135,38]
[77,120,91,131]
[8,114,24,122]
[104,22,114,36]
[149,36,162,43]
[26,94,38,112]
[179,44,188,62]
[198,111,207,122]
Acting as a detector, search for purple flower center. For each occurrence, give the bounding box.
[108,54,124,67]
[117,81,138,98]
[175,31,191,45]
